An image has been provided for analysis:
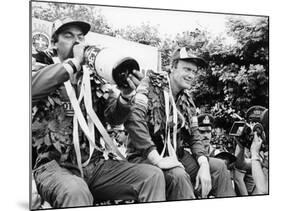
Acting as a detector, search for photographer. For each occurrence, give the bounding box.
[233,109,269,195]
[251,131,268,194]
[234,140,256,195]
[32,17,165,208]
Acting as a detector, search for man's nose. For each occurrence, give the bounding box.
[74,35,82,44]
[74,39,80,45]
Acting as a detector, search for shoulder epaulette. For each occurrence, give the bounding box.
[32,49,55,65]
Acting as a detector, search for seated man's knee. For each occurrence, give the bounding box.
[152,165,165,179]
[132,164,166,202]
[141,164,165,184]
[68,178,92,198]
[167,167,191,184]
[56,177,93,207]
[164,167,195,200]
[209,158,227,173]
[145,165,166,195]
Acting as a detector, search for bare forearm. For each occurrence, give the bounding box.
[235,144,251,171]
[251,161,268,194]
[233,169,248,196]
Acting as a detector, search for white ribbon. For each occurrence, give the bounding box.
[161,89,169,157]
[80,66,97,167]
[64,66,125,177]
[161,76,183,158]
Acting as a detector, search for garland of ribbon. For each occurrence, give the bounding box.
[154,72,185,158]
[64,66,126,177]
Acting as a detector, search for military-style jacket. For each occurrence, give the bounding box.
[32,49,131,174]
[124,70,207,163]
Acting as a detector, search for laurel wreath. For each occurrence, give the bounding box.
[145,70,196,140]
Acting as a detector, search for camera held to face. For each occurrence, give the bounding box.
[229,106,268,148]
[229,121,265,148]
[84,45,140,88]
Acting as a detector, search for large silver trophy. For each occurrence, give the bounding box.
[84,46,140,88]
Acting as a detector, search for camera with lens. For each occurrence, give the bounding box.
[229,106,268,148]
[84,45,140,88]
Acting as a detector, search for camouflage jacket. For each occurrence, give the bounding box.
[32,49,131,174]
[124,70,207,162]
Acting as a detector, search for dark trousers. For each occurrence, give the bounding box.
[179,150,236,197]
[33,160,93,208]
[84,159,166,202]
[129,157,195,200]
[163,167,195,200]
[33,159,165,208]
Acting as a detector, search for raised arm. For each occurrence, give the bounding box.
[32,62,70,102]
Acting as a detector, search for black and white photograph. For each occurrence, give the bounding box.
[29,0,271,210]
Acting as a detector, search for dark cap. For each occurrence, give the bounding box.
[198,114,214,131]
[260,109,269,130]
[52,17,91,37]
[171,47,208,68]
[246,105,267,123]
[260,109,269,140]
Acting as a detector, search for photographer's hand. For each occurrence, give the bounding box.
[250,132,268,194]
[251,132,262,158]
[234,142,250,171]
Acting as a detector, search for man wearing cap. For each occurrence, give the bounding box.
[197,114,215,154]
[197,113,236,183]
[32,17,165,208]
[197,113,236,163]
[124,47,235,199]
